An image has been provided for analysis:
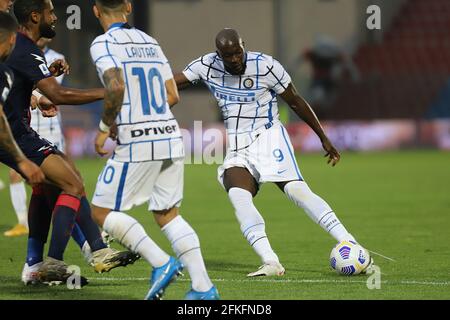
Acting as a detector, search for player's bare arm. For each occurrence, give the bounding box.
[0,105,44,184]
[279,83,340,166]
[165,78,180,107]
[95,67,125,156]
[0,105,26,163]
[36,76,105,105]
[174,73,192,91]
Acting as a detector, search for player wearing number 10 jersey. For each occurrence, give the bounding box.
[89,0,218,300]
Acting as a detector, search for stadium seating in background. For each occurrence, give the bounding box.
[326,0,450,120]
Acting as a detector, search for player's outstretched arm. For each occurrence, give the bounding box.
[174,73,193,91]
[0,105,45,183]
[279,83,340,166]
[165,78,180,108]
[36,76,105,106]
[95,67,125,156]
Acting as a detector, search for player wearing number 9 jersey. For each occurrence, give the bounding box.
[175,29,371,277]
[89,0,218,300]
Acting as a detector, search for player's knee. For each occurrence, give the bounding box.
[228,187,254,207]
[153,207,179,228]
[63,180,85,198]
[284,180,313,201]
[9,169,23,183]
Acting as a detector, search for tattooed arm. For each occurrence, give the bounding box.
[0,104,24,163]
[100,68,125,127]
[0,104,45,184]
[95,68,125,156]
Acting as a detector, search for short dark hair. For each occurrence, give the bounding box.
[96,0,126,10]
[0,11,18,40]
[13,0,46,24]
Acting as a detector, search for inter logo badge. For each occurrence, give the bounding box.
[243,78,254,89]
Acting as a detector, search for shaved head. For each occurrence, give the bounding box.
[215,28,246,75]
[215,28,242,50]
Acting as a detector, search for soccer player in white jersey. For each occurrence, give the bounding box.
[30,38,65,150]
[89,0,219,300]
[175,29,372,277]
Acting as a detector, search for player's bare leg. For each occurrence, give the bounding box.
[4,169,28,237]
[153,207,218,299]
[30,154,135,282]
[223,167,284,277]
[276,180,356,243]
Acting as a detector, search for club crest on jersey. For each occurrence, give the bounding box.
[243,78,254,89]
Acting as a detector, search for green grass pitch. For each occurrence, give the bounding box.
[0,150,449,300]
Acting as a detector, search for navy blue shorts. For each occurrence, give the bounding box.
[0,130,60,174]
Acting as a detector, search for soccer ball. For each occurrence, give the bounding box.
[329,240,371,276]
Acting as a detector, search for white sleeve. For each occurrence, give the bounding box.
[90,39,122,80]
[267,58,291,94]
[182,57,202,83]
[157,46,174,82]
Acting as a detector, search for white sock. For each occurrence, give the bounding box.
[228,188,280,264]
[9,182,28,227]
[284,181,355,242]
[162,215,213,292]
[103,211,169,268]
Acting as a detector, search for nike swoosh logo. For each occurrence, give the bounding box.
[277,169,287,174]
[94,193,105,197]
[37,146,51,152]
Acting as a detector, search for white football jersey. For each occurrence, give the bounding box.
[90,23,183,162]
[183,51,291,151]
[30,48,64,140]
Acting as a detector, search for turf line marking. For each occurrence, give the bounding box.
[367,249,396,262]
[90,277,450,286]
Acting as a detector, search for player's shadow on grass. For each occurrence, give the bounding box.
[205,259,328,276]
[205,259,297,276]
[0,276,134,300]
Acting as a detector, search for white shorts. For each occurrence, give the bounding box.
[92,158,184,212]
[218,123,303,187]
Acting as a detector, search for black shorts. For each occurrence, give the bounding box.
[0,130,60,174]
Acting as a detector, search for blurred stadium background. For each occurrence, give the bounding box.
[47,0,450,157]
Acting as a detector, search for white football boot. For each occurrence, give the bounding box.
[21,262,43,285]
[247,261,285,277]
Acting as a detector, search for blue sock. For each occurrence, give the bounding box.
[75,197,106,252]
[26,186,52,266]
[71,223,87,249]
[27,238,45,266]
[47,194,79,261]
